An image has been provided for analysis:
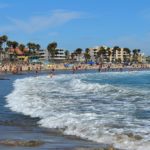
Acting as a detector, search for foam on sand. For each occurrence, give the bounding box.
[5,72,150,150]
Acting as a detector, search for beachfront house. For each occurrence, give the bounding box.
[47,48,66,63]
[88,46,110,63]
[29,49,47,63]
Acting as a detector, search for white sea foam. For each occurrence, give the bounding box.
[5,72,150,150]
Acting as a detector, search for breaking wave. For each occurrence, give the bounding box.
[5,72,150,150]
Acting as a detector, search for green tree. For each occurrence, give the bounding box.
[123,48,131,63]
[27,43,32,51]
[27,42,40,56]
[106,47,111,62]
[112,46,120,63]
[75,48,82,55]
[7,41,13,48]
[36,44,40,51]
[12,41,18,49]
[0,35,8,61]
[75,48,82,62]
[132,49,141,63]
[1,35,8,51]
[0,40,3,61]
[85,48,90,54]
[84,52,91,63]
[96,46,106,63]
[19,44,25,52]
[65,50,70,60]
[71,53,75,61]
[123,48,131,54]
[47,42,57,61]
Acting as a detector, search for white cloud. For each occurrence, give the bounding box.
[0,10,82,33]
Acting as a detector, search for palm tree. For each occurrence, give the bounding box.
[27,42,32,51]
[27,42,39,56]
[71,53,75,61]
[75,48,82,54]
[123,48,131,63]
[123,48,131,54]
[12,41,18,49]
[106,47,111,62]
[85,48,90,54]
[6,40,18,49]
[84,48,91,63]
[19,44,25,52]
[47,42,57,62]
[36,44,40,51]
[7,41,13,48]
[1,35,8,52]
[0,40,3,61]
[96,46,106,63]
[84,52,91,63]
[96,50,103,63]
[112,46,120,63]
[0,35,8,61]
[75,48,82,62]
[132,49,138,63]
[137,49,141,54]
[1,35,8,42]
[65,50,70,61]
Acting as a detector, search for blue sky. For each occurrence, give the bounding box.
[0,0,150,54]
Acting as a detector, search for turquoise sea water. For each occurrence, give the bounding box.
[5,71,150,150]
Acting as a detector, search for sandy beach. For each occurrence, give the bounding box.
[0,63,150,75]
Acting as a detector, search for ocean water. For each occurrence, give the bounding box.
[5,71,150,150]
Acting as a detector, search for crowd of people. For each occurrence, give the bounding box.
[0,62,150,75]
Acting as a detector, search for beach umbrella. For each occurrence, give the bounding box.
[64,64,69,67]
[87,61,95,65]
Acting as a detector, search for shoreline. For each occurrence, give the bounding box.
[0,71,122,150]
[1,70,150,150]
[0,62,150,75]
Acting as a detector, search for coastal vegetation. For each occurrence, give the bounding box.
[0,34,146,64]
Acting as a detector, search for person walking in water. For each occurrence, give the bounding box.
[72,66,76,74]
[98,63,102,72]
[35,67,38,75]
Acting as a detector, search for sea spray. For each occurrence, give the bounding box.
[5,72,150,150]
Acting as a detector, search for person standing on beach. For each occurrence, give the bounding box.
[28,66,30,72]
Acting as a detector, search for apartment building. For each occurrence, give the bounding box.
[88,46,144,63]
[46,48,66,62]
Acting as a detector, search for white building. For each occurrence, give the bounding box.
[88,45,109,62]
[54,48,66,61]
[47,48,66,62]
[38,49,47,61]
